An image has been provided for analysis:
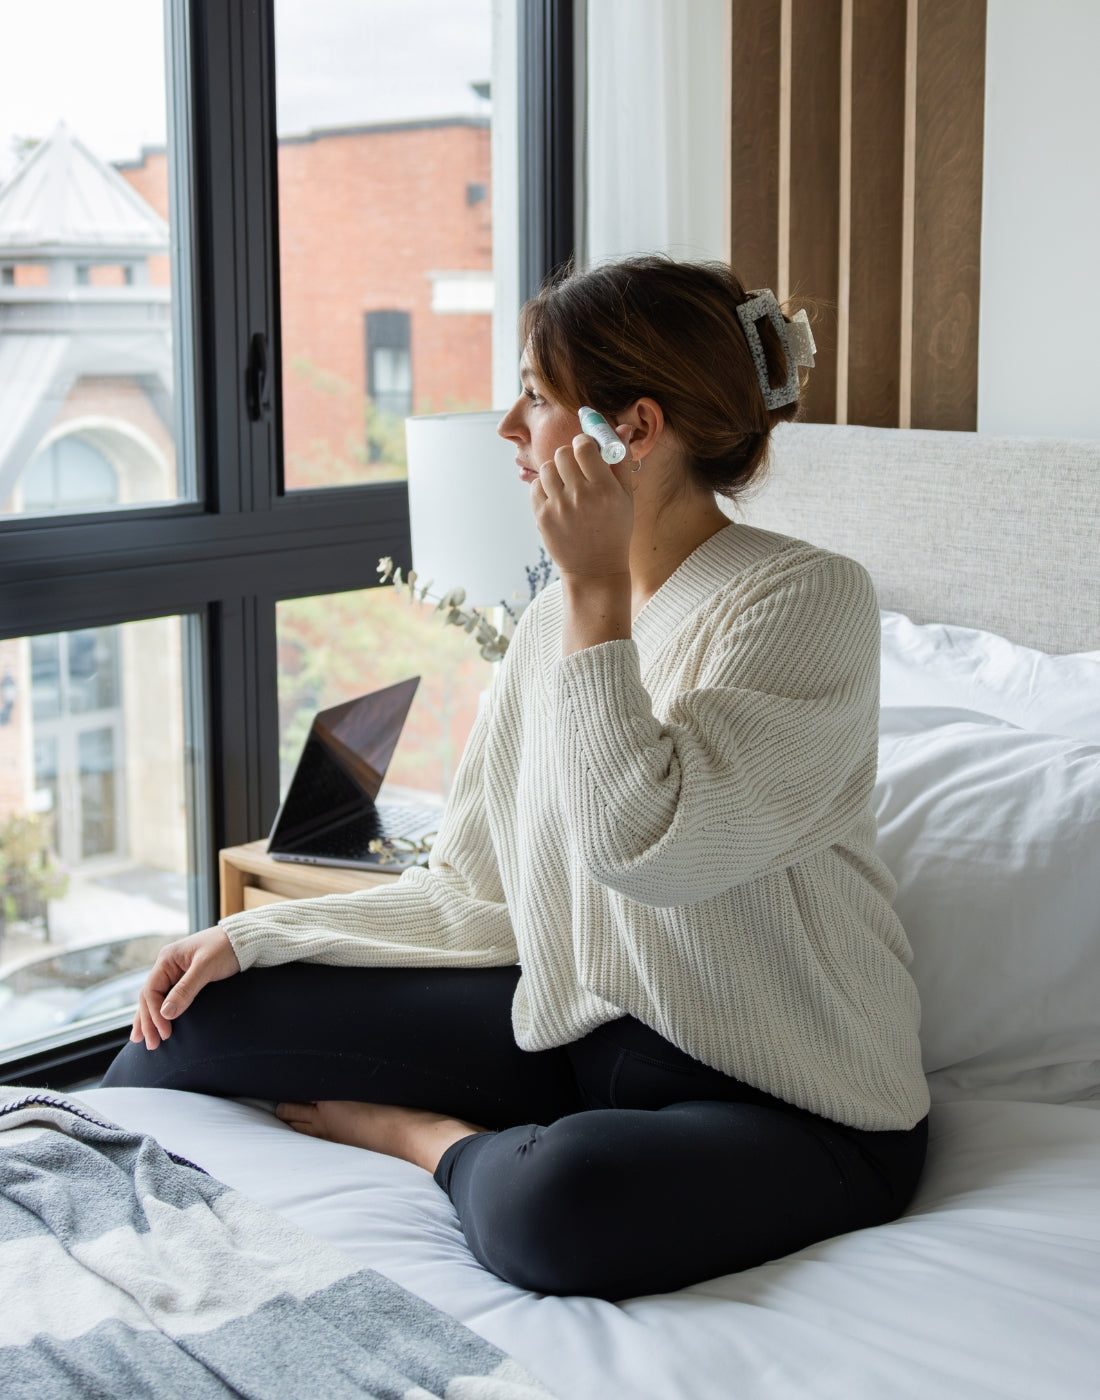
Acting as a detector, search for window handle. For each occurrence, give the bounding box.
[246,332,271,422]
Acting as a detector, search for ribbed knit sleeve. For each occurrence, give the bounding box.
[219,703,518,973]
[553,552,881,907]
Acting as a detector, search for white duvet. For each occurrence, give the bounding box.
[80,1088,1100,1400]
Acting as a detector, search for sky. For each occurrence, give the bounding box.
[0,0,492,183]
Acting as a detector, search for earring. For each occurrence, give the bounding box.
[631,457,643,474]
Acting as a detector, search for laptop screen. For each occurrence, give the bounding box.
[267,677,420,859]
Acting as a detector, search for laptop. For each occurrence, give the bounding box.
[266,677,443,872]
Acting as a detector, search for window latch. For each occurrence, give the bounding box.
[245,332,271,422]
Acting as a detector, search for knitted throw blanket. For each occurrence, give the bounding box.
[0,1086,554,1399]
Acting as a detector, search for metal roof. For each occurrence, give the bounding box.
[0,122,168,260]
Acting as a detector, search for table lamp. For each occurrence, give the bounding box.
[405,410,547,609]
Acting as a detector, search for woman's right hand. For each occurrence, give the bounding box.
[131,926,241,1050]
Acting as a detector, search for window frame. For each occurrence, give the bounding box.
[0,0,576,1086]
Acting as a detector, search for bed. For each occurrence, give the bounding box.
[35,425,1100,1395]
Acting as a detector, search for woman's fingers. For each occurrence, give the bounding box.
[149,999,171,1043]
[141,957,179,1040]
[136,994,162,1051]
[537,456,564,496]
[567,432,610,480]
[160,967,202,1022]
[130,927,242,1051]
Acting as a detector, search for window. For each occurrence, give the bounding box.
[20,437,119,514]
[277,587,489,805]
[0,65,193,518]
[365,309,413,419]
[274,0,495,493]
[0,0,572,1088]
[1,618,197,1059]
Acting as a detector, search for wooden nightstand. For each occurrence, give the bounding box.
[218,840,401,919]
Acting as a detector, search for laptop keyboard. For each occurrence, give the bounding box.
[286,799,440,863]
[377,800,441,841]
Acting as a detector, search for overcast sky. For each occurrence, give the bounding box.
[0,0,492,182]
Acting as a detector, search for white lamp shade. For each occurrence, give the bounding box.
[405,410,546,608]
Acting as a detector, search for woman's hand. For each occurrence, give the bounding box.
[130,926,241,1050]
[531,428,635,582]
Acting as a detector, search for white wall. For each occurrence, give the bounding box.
[584,0,727,267]
[978,0,1100,438]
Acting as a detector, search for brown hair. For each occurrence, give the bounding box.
[520,255,805,499]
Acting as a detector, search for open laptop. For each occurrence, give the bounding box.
[266,677,443,872]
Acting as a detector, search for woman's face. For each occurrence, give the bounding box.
[497,354,580,485]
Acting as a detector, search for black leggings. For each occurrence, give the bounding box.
[102,963,927,1301]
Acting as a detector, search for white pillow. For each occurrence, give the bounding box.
[874,705,1100,1106]
[880,610,1100,743]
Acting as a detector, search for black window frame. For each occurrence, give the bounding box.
[0,0,576,1088]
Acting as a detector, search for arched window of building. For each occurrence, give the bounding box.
[20,435,119,513]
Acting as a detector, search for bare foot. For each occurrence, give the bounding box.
[275,1099,487,1174]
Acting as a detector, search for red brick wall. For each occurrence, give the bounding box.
[119,151,171,287]
[120,120,493,486]
[11,265,49,287]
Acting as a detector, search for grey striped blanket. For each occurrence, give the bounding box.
[0,1086,556,1399]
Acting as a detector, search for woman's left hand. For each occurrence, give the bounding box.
[531,430,635,582]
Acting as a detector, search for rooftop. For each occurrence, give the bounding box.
[0,122,169,260]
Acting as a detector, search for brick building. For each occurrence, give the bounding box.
[122,116,493,487]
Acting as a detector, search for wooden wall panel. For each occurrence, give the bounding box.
[728,0,987,433]
[789,0,842,423]
[848,0,907,427]
[911,0,986,430]
[730,0,782,290]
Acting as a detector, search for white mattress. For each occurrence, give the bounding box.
[79,1088,1100,1400]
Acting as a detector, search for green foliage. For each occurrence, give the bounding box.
[285,356,405,487]
[0,813,68,926]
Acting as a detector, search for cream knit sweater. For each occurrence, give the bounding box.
[221,523,930,1131]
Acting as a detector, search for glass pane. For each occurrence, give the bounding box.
[29,634,61,721]
[274,0,493,490]
[78,727,117,859]
[0,0,195,517]
[276,586,493,805]
[0,617,205,1057]
[66,628,120,714]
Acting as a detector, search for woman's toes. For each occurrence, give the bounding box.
[276,1101,316,1130]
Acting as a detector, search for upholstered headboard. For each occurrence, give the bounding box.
[730,424,1100,654]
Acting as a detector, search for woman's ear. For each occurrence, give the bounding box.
[616,398,664,462]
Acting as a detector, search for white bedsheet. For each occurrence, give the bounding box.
[79,1089,1100,1400]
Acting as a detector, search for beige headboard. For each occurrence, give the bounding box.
[731,423,1100,654]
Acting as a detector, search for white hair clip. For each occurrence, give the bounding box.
[735,291,816,410]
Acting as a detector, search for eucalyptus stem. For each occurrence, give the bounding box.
[376,550,556,663]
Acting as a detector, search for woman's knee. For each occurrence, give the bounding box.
[100,981,245,1090]
[443,1116,629,1297]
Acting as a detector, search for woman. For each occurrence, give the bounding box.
[104,257,930,1302]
